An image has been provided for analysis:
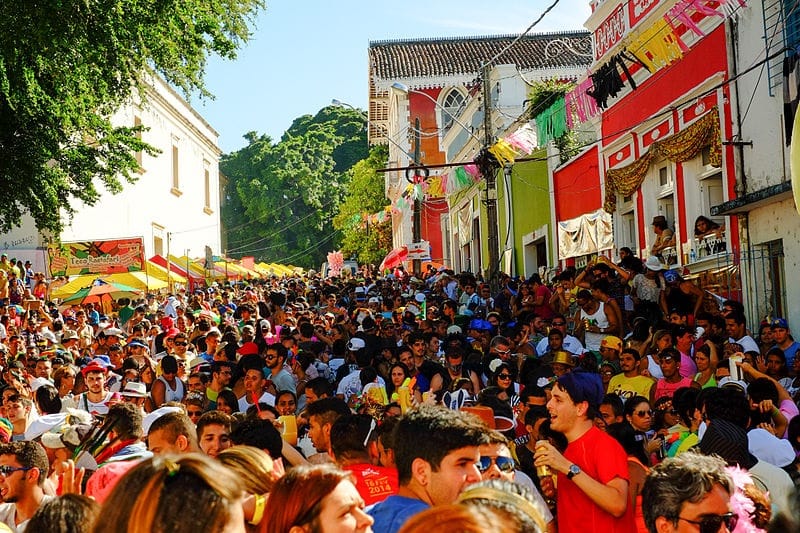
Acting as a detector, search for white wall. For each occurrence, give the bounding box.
[730,3,800,329]
[0,76,222,271]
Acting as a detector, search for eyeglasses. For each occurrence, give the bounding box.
[658,409,679,416]
[635,410,654,418]
[551,322,566,326]
[174,341,188,347]
[497,374,512,380]
[0,465,32,477]
[476,456,515,473]
[677,513,738,533]
[494,348,511,355]
[186,410,204,417]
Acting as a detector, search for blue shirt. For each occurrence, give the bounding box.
[367,495,429,533]
[776,341,800,367]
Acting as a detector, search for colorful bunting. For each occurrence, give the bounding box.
[535,96,568,147]
[505,124,538,154]
[627,18,687,72]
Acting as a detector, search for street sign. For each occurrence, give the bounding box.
[407,241,430,260]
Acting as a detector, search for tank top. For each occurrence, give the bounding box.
[653,376,693,401]
[156,375,185,403]
[694,373,717,389]
[581,301,609,351]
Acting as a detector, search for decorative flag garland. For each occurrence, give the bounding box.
[564,0,746,125]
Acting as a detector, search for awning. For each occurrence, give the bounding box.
[146,260,187,284]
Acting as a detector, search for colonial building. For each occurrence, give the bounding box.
[0,75,223,273]
[368,32,592,275]
[550,0,800,328]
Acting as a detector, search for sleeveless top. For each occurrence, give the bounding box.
[581,301,609,351]
[156,375,185,403]
[694,372,717,389]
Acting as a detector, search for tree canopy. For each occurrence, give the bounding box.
[333,146,392,266]
[0,1,263,234]
[221,106,370,268]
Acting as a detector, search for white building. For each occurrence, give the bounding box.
[0,75,222,273]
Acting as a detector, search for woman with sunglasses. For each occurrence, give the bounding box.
[624,396,664,461]
[489,361,519,405]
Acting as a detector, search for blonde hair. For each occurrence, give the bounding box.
[217,445,275,494]
[92,454,243,533]
[399,504,516,533]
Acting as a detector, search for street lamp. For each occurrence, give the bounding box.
[390,82,482,143]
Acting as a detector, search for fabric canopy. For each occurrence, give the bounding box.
[557,208,614,260]
[604,107,721,213]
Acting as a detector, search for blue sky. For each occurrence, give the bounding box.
[195,0,592,154]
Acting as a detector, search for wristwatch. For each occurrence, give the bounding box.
[567,464,581,480]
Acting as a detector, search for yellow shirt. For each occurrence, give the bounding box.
[608,374,655,401]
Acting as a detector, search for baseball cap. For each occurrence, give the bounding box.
[347,338,366,351]
[770,318,789,329]
[600,336,623,352]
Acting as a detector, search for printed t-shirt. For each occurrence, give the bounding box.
[344,463,399,505]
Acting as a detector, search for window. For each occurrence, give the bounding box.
[134,115,143,170]
[170,138,181,196]
[440,88,466,135]
[658,166,670,188]
[153,236,163,257]
[203,165,213,215]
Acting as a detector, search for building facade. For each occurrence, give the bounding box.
[0,75,223,273]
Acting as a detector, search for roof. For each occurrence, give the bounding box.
[368,31,592,81]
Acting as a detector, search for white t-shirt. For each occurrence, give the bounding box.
[536,335,585,356]
[0,495,55,532]
[238,391,276,413]
[729,335,759,353]
[64,391,114,416]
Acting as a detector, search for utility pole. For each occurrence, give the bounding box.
[411,117,422,276]
[482,64,500,286]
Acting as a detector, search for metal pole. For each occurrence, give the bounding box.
[412,117,422,277]
[482,64,500,285]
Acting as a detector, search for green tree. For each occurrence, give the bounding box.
[0,1,264,234]
[221,106,368,267]
[334,146,392,266]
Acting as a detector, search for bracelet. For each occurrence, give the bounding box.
[771,407,780,417]
[249,493,266,526]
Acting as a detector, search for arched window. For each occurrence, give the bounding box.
[439,88,466,135]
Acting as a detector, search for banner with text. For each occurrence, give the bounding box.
[47,238,146,277]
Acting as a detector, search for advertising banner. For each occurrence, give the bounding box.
[47,238,145,277]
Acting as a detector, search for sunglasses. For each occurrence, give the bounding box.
[678,513,738,533]
[552,322,566,326]
[0,465,31,477]
[497,374,512,380]
[174,341,188,346]
[186,410,204,417]
[635,410,654,418]
[476,456,515,473]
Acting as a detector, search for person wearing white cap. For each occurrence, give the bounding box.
[630,257,667,323]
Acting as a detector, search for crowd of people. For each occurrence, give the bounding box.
[0,252,797,532]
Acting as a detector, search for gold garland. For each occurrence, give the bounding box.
[604,107,721,212]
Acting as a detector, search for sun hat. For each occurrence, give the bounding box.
[644,256,664,271]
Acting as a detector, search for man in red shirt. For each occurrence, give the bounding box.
[535,370,635,532]
[330,414,398,506]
